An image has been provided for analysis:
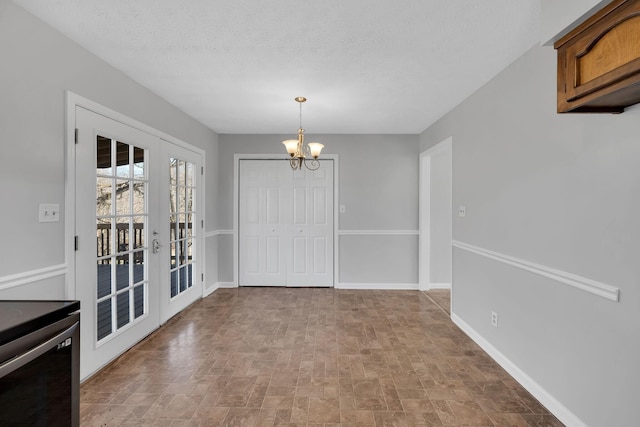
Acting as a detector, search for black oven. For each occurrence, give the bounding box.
[0,300,80,427]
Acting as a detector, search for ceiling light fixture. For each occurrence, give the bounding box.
[282,97,324,170]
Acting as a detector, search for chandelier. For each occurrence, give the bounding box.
[282,97,324,170]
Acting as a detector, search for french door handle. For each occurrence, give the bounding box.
[153,239,162,253]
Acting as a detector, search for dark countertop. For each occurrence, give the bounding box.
[0,300,80,346]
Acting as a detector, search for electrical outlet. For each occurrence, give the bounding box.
[491,311,498,327]
[459,205,466,217]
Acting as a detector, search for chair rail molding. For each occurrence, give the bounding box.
[0,264,67,291]
[452,240,619,302]
[205,229,234,238]
[338,229,419,235]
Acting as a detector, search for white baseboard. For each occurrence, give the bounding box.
[216,282,236,289]
[335,283,419,290]
[207,283,419,291]
[428,282,451,290]
[451,313,586,427]
[204,282,237,296]
[203,282,219,297]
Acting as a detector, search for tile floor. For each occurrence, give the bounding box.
[423,290,450,315]
[80,288,564,426]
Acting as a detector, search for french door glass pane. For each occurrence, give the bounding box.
[96,299,112,341]
[95,136,149,342]
[134,285,145,318]
[169,157,196,299]
[116,291,130,328]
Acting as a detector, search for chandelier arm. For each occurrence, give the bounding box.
[289,157,299,170]
[304,158,320,171]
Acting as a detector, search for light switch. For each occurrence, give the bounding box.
[39,204,60,223]
[339,205,346,214]
[459,205,466,217]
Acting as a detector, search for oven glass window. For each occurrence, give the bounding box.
[0,341,73,426]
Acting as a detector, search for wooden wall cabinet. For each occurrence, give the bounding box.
[555,0,640,113]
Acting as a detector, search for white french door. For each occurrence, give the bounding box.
[238,159,334,287]
[160,143,203,320]
[76,107,161,380]
[75,106,203,380]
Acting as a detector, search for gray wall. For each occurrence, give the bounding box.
[218,134,419,285]
[420,43,639,427]
[0,1,219,298]
[540,0,612,45]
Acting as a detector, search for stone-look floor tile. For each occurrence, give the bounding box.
[161,394,204,419]
[256,407,278,423]
[262,396,294,410]
[432,400,459,425]
[119,419,159,426]
[401,398,436,412]
[168,420,202,427]
[123,392,162,407]
[308,397,341,423]
[374,410,412,426]
[289,396,309,423]
[489,412,531,427]
[446,400,494,426]
[222,408,261,426]
[355,397,388,411]
[275,408,291,423]
[266,386,296,397]
[80,288,564,427]
[522,414,566,427]
[353,378,384,398]
[215,394,249,407]
[80,390,119,403]
[192,403,229,421]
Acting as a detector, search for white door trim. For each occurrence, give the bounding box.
[233,154,340,287]
[65,91,206,301]
[419,137,452,294]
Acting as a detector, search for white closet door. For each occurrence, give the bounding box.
[238,159,334,287]
[287,165,334,286]
[239,160,287,286]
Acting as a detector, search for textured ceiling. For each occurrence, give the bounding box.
[13,0,540,134]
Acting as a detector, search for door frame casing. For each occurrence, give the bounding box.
[419,137,453,294]
[233,154,340,288]
[64,91,206,304]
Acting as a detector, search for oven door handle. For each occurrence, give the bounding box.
[0,319,79,378]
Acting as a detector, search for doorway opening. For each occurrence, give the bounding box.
[419,137,452,314]
[67,93,204,380]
